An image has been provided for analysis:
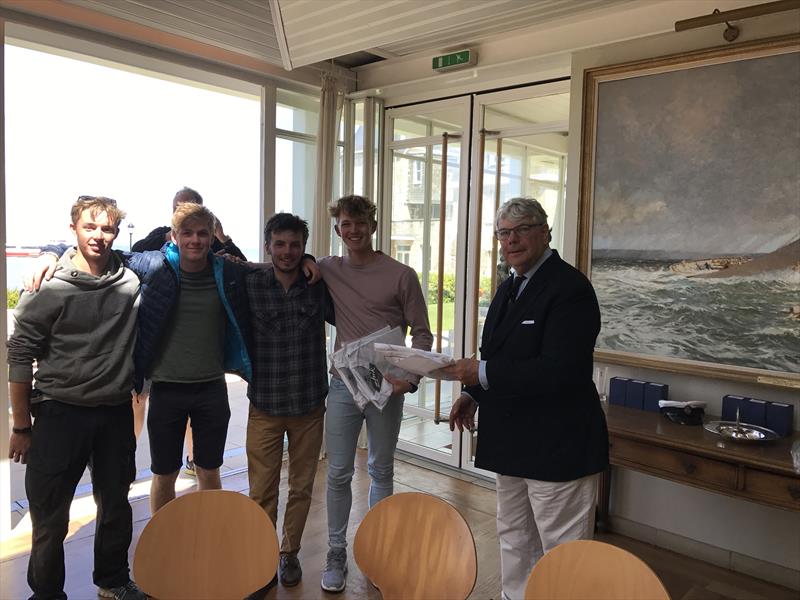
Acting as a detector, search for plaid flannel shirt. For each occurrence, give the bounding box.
[245,267,334,416]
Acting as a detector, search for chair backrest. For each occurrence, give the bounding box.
[353,492,477,600]
[133,490,279,600]
[524,539,670,600]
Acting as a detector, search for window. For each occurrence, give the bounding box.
[412,161,424,186]
[395,242,412,265]
[275,88,319,248]
[4,40,261,292]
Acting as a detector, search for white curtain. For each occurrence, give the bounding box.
[316,73,344,458]
[312,72,343,258]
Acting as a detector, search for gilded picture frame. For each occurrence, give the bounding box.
[578,35,800,389]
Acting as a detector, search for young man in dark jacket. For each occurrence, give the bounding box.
[130,186,246,468]
[132,202,252,512]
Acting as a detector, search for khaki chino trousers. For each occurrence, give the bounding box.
[246,403,325,554]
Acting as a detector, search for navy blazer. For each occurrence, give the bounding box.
[465,250,609,481]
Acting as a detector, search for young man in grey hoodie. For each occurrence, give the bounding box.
[7,196,146,600]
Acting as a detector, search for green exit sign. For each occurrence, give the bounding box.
[432,49,477,72]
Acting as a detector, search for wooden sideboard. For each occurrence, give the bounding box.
[598,405,800,530]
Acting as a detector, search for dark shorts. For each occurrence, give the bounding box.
[147,378,230,475]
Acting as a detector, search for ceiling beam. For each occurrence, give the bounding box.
[268,0,293,71]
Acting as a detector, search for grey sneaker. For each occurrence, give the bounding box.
[279,552,302,587]
[320,547,348,593]
[97,580,147,600]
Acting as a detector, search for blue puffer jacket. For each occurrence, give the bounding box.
[124,244,252,392]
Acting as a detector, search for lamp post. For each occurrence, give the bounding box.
[128,223,135,251]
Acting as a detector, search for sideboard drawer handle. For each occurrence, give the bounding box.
[788,485,800,501]
[683,463,697,475]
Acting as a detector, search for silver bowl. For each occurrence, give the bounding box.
[704,420,779,443]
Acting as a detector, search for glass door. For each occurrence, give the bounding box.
[383,98,470,466]
[463,82,571,474]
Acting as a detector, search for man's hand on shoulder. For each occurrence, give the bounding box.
[449,394,477,432]
[216,251,246,263]
[302,256,322,284]
[24,252,59,292]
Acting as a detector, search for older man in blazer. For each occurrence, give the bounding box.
[443,197,608,600]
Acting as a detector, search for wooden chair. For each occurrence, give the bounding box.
[353,491,477,600]
[133,490,279,600]
[524,539,670,600]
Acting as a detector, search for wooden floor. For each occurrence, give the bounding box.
[1,450,796,600]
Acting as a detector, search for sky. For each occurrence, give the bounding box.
[592,51,800,256]
[4,43,262,258]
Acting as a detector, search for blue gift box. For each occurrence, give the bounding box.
[721,395,746,421]
[609,377,629,406]
[625,380,646,410]
[741,398,767,427]
[765,402,794,437]
[644,383,669,412]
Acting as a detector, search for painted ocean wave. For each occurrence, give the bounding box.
[592,258,799,373]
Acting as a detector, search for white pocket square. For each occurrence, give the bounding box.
[521,319,535,325]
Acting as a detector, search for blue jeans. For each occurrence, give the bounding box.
[326,376,404,549]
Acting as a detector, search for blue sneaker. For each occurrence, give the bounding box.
[320,547,348,593]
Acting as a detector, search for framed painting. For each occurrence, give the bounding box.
[578,35,800,388]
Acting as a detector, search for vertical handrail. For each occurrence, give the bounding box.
[434,133,448,424]
[489,138,503,299]
[471,129,487,353]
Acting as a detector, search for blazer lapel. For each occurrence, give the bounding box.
[487,279,547,351]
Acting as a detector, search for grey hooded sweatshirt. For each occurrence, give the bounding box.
[7,249,140,407]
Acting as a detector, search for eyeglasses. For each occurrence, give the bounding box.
[495,223,544,241]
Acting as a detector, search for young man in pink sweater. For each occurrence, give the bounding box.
[319,195,432,593]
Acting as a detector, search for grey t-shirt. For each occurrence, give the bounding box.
[149,266,225,383]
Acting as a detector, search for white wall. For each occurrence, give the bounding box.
[565,11,800,588]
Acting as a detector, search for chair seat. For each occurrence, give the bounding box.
[133,490,279,600]
[525,539,670,600]
[353,492,477,600]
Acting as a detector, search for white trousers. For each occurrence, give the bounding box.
[496,472,599,600]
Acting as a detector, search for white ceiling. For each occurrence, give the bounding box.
[275,0,634,68]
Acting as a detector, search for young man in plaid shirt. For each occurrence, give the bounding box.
[245,213,334,595]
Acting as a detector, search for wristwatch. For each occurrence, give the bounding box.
[13,426,32,435]
[407,382,419,393]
